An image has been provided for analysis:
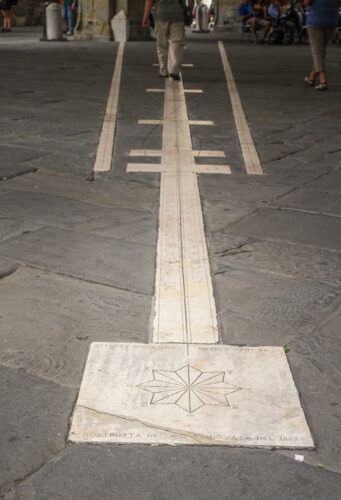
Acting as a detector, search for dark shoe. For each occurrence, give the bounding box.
[159,73,169,78]
[304,76,315,87]
[170,73,180,81]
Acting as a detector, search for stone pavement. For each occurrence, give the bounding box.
[0,27,340,498]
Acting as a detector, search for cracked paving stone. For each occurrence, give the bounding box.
[13,152,95,177]
[285,307,341,472]
[0,190,158,246]
[0,365,76,497]
[211,238,341,287]
[10,444,341,500]
[225,208,341,251]
[3,171,159,213]
[0,226,155,295]
[0,267,152,387]
[214,267,340,340]
[0,145,49,168]
[0,218,42,242]
[0,257,17,279]
[199,176,292,204]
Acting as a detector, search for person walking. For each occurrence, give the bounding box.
[304,0,340,90]
[61,0,76,36]
[142,0,193,80]
[0,0,12,32]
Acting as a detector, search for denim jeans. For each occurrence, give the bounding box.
[62,4,73,33]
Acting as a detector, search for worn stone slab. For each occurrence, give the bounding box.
[0,190,157,246]
[0,145,47,182]
[15,152,95,176]
[0,136,96,157]
[0,365,76,497]
[199,176,292,204]
[261,158,332,183]
[273,174,341,215]
[0,165,37,182]
[214,268,339,337]
[3,172,159,213]
[0,226,155,295]
[0,258,16,279]
[211,236,341,287]
[12,444,341,500]
[0,267,152,387]
[286,307,341,471]
[70,343,313,448]
[226,208,341,251]
[0,218,42,242]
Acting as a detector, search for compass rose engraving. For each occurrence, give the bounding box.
[138,364,241,413]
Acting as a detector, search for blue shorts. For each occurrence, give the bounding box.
[0,0,12,10]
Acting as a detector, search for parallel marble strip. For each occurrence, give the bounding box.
[138,120,214,126]
[129,150,226,158]
[218,41,263,175]
[93,42,125,172]
[153,79,228,343]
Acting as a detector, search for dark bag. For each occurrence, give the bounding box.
[269,27,284,44]
[178,0,193,27]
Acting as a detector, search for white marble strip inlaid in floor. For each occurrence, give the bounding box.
[130,149,163,156]
[93,42,125,172]
[193,150,226,157]
[218,41,263,176]
[145,78,230,344]
[127,163,230,174]
[138,120,214,126]
[147,89,203,94]
[129,150,226,158]
[188,120,214,126]
[153,63,194,67]
[138,120,163,125]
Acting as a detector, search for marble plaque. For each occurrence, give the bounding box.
[69,343,314,448]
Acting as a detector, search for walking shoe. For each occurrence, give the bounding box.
[66,31,73,36]
[170,73,180,81]
[159,73,169,78]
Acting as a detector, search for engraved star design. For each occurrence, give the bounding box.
[138,364,241,413]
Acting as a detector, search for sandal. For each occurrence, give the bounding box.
[315,81,328,91]
[304,76,315,86]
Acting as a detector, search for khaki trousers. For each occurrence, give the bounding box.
[307,25,335,74]
[155,20,185,76]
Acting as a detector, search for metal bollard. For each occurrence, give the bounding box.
[193,3,210,33]
[41,2,65,42]
[46,3,62,40]
[200,4,210,32]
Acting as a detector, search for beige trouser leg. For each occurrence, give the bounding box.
[156,20,185,76]
[307,25,335,74]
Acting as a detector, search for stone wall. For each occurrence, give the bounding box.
[216,0,239,26]
[11,0,42,27]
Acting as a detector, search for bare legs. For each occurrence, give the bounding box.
[307,26,335,90]
[1,10,12,31]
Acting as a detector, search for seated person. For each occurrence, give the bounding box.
[252,1,271,42]
[268,0,295,43]
[239,0,270,42]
